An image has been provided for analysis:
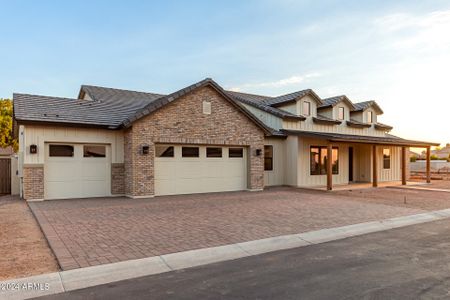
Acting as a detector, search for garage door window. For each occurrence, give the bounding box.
[207,147,222,158]
[83,145,106,157]
[49,145,74,157]
[156,145,174,157]
[229,148,243,158]
[182,147,199,157]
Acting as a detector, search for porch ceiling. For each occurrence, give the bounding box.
[281,129,440,147]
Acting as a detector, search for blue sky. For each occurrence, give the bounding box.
[1,0,449,144]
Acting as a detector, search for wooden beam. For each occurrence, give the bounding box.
[372,144,378,187]
[327,143,333,191]
[401,146,407,185]
[426,146,431,183]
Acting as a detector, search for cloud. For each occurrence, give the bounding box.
[374,10,450,50]
[229,73,320,92]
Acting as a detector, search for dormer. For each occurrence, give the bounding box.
[265,89,322,118]
[317,95,356,121]
[351,100,383,125]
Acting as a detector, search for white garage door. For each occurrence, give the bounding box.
[155,145,247,196]
[44,144,111,199]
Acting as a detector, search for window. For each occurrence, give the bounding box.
[156,145,174,157]
[338,107,345,120]
[49,145,74,157]
[83,145,106,157]
[310,146,339,175]
[182,147,199,157]
[207,147,222,158]
[229,148,243,158]
[264,145,273,171]
[303,101,311,116]
[383,148,391,169]
[367,111,373,123]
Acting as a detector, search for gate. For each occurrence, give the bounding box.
[0,158,11,194]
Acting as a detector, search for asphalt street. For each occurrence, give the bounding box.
[36,219,450,300]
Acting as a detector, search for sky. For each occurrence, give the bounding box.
[1,0,449,145]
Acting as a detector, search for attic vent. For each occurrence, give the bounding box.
[202,101,211,115]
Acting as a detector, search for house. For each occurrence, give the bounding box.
[13,78,438,200]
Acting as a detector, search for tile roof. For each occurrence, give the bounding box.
[226,91,305,120]
[13,93,128,128]
[313,115,342,125]
[281,130,440,147]
[264,89,321,106]
[353,100,384,114]
[319,95,356,110]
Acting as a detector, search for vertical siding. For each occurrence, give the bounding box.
[263,137,286,186]
[285,136,299,186]
[378,146,401,182]
[22,125,124,164]
[240,103,283,130]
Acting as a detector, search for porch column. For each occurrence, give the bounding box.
[401,146,407,185]
[372,144,378,187]
[327,143,333,191]
[426,146,431,183]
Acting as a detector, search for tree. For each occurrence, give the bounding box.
[0,98,17,151]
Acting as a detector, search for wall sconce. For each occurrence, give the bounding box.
[30,144,37,154]
[255,148,262,156]
[141,145,150,155]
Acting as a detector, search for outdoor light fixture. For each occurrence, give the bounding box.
[142,145,150,155]
[30,144,37,154]
[256,148,262,156]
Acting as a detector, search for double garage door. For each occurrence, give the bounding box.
[44,143,247,199]
[44,143,111,199]
[155,145,248,196]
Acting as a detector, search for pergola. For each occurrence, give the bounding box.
[282,130,440,190]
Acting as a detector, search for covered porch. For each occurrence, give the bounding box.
[282,130,440,191]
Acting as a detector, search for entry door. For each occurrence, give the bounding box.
[349,147,354,182]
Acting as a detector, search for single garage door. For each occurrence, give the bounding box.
[44,143,111,199]
[155,145,247,196]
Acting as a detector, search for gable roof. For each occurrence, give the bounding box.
[319,95,356,110]
[121,78,273,134]
[265,89,323,107]
[14,79,273,134]
[353,100,384,114]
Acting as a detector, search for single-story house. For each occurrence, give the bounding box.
[13,78,439,200]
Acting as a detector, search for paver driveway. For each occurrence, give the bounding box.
[29,187,430,270]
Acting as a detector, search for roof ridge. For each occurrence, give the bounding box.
[225,90,274,99]
[13,93,81,101]
[81,84,166,97]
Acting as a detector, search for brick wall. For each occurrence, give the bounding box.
[111,163,125,195]
[23,165,44,200]
[124,85,265,197]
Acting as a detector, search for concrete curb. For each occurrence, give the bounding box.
[1,209,449,299]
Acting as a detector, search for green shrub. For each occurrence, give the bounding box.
[410,156,417,162]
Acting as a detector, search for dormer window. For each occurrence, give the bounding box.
[338,107,345,120]
[367,111,373,123]
[303,101,311,116]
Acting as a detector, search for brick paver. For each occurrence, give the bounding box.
[29,187,442,270]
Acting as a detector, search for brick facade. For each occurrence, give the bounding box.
[23,165,44,200]
[111,163,125,195]
[124,85,265,197]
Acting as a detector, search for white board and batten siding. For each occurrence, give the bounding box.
[264,138,285,186]
[19,125,124,199]
[20,125,124,165]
